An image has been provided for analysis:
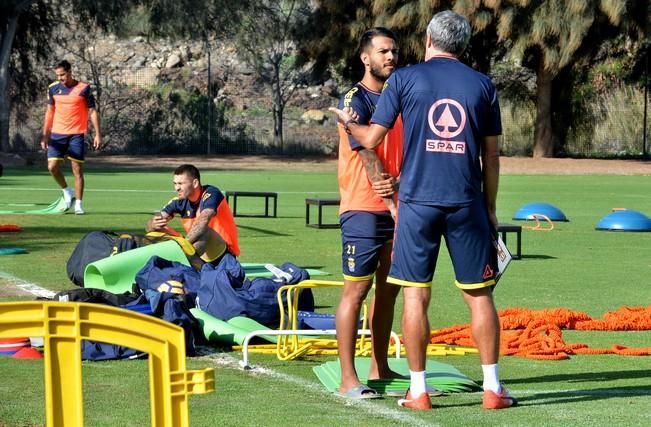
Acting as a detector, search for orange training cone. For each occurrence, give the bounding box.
[12,346,44,360]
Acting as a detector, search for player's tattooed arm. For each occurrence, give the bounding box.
[359,149,397,219]
[186,208,215,243]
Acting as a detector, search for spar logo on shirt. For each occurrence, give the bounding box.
[425,98,466,154]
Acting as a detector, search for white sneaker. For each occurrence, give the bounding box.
[62,188,74,210]
[74,200,85,215]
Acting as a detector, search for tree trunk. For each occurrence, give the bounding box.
[0,11,21,152]
[533,65,555,158]
[271,66,284,153]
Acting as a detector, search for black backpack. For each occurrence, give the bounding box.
[66,231,147,287]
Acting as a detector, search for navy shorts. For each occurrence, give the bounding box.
[47,133,85,162]
[340,211,394,281]
[388,198,497,289]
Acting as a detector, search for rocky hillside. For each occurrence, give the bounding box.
[12,33,343,156]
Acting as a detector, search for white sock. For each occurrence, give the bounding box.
[62,187,73,200]
[75,199,83,209]
[482,363,501,393]
[409,370,427,396]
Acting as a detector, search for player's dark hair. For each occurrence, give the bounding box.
[174,164,201,181]
[55,60,72,72]
[358,27,397,54]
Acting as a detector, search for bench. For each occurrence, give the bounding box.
[305,198,340,229]
[497,223,522,259]
[225,191,277,218]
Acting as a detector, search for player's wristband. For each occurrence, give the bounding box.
[343,118,357,134]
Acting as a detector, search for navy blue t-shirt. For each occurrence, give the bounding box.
[338,82,381,150]
[371,56,501,206]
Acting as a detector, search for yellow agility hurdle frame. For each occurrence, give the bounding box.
[0,301,214,427]
[237,280,402,367]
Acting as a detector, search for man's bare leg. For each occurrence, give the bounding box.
[368,242,402,379]
[462,288,500,365]
[70,160,84,201]
[47,159,67,189]
[336,279,372,393]
[402,286,431,373]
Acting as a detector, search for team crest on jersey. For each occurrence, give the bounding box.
[382,81,389,92]
[202,192,211,202]
[347,257,355,273]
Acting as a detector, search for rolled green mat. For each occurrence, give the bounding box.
[84,240,190,292]
[190,309,277,345]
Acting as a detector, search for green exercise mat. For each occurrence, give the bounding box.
[84,246,331,293]
[191,308,277,345]
[84,240,190,291]
[240,263,330,278]
[313,358,480,395]
[0,197,67,215]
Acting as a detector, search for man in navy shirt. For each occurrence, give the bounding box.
[330,11,515,411]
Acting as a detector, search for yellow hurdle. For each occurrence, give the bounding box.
[0,301,214,427]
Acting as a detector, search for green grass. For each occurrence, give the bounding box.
[1,164,651,426]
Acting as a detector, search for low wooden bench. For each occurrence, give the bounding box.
[497,223,522,259]
[225,191,277,218]
[305,198,340,229]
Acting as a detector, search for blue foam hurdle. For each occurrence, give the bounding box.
[595,210,651,232]
[513,202,568,221]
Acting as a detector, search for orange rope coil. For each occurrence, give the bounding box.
[430,306,651,360]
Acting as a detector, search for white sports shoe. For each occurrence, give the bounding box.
[74,200,85,215]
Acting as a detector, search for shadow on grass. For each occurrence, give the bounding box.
[507,369,651,406]
[236,224,291,237]
[519,254,557,260]
[518,384,651,406]
[508,369,651,385]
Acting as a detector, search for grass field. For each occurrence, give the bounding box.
[1,163,650,426]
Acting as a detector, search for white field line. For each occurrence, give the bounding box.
[198,351,436,427]
[0,187,338,195]
[0,271,55,299]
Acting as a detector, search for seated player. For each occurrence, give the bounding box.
[146,164,240,267]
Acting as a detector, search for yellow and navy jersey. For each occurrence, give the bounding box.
[47,80,96,135]
[161,185,240,256]
[337,82,403,214]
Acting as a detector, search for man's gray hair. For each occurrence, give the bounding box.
[426,10,471,56]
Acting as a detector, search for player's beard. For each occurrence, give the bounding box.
[369,62,394,83]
